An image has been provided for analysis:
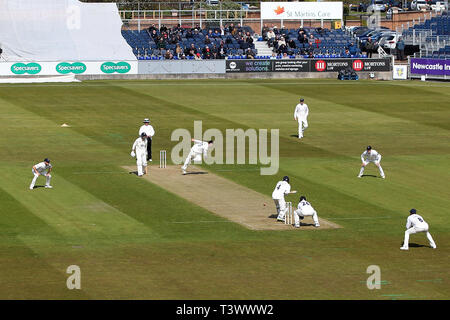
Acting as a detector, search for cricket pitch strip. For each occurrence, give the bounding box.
[122,165,341,231]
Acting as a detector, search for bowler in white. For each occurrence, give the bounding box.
[131,132,148,176]
[30,158,53,189]
[293,98,309,139]
[272,176,297,222]
[181,139,213,174]
[294,196,320,228]
[401,208,436,250]
[358,145,385,179]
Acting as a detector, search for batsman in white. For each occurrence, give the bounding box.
[400,208,436,250]
[293,98,309,139]
[358,145,385,179]
[181,139,213,175]
[131,132,148,177]
[29,158,52,190]
[272,176,297,222]
[293,196,320,228]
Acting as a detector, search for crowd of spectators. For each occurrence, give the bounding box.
[261,23,363,59]
[129,23,256,60]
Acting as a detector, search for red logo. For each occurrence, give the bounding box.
[315,60,326,72]
[353,60,364,71]
[274,6,285,15]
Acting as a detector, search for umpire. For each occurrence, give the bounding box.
[139,118,155,161]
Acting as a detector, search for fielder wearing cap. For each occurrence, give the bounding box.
[358,145,385,179]
[139,118,155,161]
[131,132,148,176]
[272,176,297,222]
[400,209,436,250]
[293,98,309,139]
[30,158,53,189]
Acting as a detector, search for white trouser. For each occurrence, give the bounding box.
[359,159,385,177]
[182,150,202,170]
[403,225,436,249]
[274,198,287,219]
[294,208,319,226]
[298,118,308,138]
[30,170,51,188]
[136,151,147,176]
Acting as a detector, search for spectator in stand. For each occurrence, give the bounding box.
[219,25,225,36]
[342,49,352,58]
[299,33,308,44]
[204,35,211,45]
[365,37,374,58]
[246,48,255,59]
[149,24,157,33]
[245,32,253,46]
[270,52,278,59]
[278,40,288,54]
[195,52,202,60]
[287,38,296,49]
[228,23,235,34]
[164,51,173,60]
[347,42,358,56]
[280,25,289,37]
[203,46,212,59]
[150,29,158,40]
[396,37,405,60]
[267,28,276,46]
[272,25,279,34]
[185,43,197,57]
[262,24,269,40]
[158,37,167,49]
[160,24,167,33]
[236,23,243,34]
[175,44,183,58]
[218,41,227,59]
[186,29,193,38]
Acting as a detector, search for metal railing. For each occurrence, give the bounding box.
[120,8,260,31]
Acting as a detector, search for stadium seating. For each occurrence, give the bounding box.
[121,27,256,60]
[403,13,450,59]
[262,27,366,59]
[121,26,368,60]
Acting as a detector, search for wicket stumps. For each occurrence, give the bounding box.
[285,202,293,225]
[159,150,167,168]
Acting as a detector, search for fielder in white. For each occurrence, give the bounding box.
[401,208,436,250]
[272,176,297,222]
[294,196,320,228]
[293,98,309,139]
[29,158,53,190]
[358,146,385,179]
[131,132,148,177]
[181,139,213,174]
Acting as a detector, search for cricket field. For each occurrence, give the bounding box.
[0,79,448,299]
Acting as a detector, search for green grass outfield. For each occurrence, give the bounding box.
[0,78,449,299]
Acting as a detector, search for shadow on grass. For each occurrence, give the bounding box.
[31,185,45,189]
[290,134,299,138]
[183,171,208,175]
[361,174,378,178]
[128,171,150,176]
